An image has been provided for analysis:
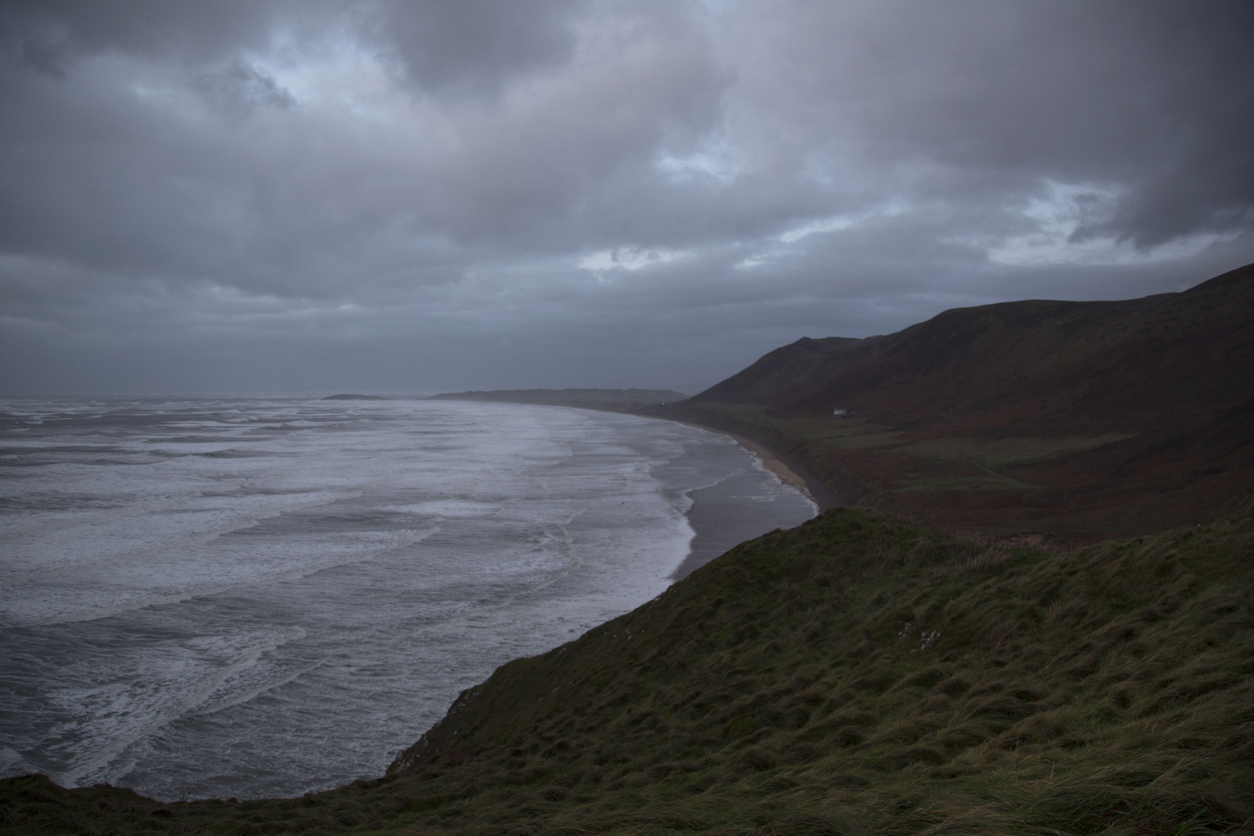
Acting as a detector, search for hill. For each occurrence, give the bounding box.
[694,265,1253,430]
[648,263,1254,539]
[6,496,1253,834]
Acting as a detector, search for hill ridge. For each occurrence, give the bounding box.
[694,263,1253,431]
[650,263,1254,538]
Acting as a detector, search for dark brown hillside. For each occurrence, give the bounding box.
[693,335,883,408]
[661,263,1254,537]
[695,263,1254,435]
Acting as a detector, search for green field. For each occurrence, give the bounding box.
[893,435,1137,470]
[820,429,910,451]
[891,474,1030,492]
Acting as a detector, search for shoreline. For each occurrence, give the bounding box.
[713,429,836,512]
[523,403,837,580]
[420,399,835,579]
[665,420,837,580]
[438,400,837,520]
[658,417,836,511]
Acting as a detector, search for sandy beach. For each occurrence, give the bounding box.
[667,422,836,580]
[664,417,835,511]
[718,431,835,512]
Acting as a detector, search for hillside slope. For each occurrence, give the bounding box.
[696,263,1253,433]
[8,498,1252,834]
[650,264,1254,538]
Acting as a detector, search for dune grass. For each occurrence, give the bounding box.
[5,493,1252,834]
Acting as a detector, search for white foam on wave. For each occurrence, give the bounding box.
[46,625,312,788]
[0,747,33,775]
[739,449,822,514]
[2,525,438,627]
[0,397,816,800]
[383,499,503,519]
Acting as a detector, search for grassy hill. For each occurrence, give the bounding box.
[6,496,1252,834]
[645,264,1254,539]
[693,264,1253,431]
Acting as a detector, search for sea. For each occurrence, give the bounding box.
[0,396,815,801]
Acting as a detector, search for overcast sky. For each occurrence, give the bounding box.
[2,0,1252,395]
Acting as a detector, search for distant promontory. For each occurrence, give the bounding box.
[427,388,687,407]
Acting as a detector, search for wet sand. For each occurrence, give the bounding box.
[716,431,836,512]
[668,422,837,580]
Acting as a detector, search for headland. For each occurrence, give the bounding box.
[5,262,1252,835]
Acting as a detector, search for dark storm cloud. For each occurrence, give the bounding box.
[1,0,288,72]
[0,0,1251,394]
[1,0,587,104]
[725,0,1254,246]
[372,0,584,97]
[193,62,296,118]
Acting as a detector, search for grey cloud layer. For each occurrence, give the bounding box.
[1,0,1251,393]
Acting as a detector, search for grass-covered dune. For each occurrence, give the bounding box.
[5,496,1253,834]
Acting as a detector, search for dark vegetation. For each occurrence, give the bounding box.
[644,264,1254,539]
[3,264,1251,833]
